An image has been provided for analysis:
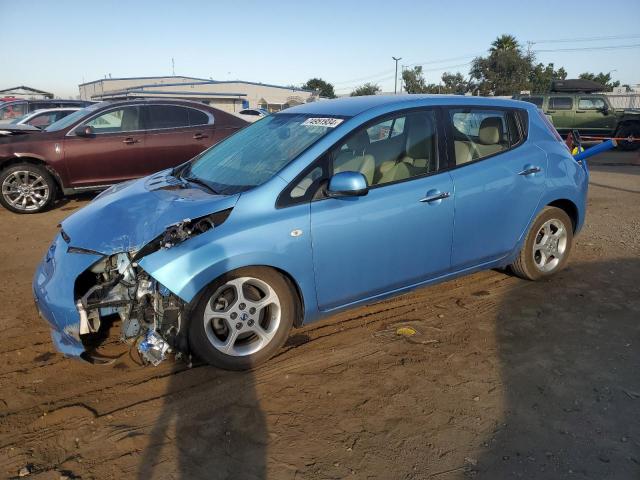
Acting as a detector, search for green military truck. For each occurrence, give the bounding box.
[515,80,640,151]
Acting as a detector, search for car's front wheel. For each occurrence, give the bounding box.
[188,267,294,370]
[510,206,574,281]
[0,163,56,214]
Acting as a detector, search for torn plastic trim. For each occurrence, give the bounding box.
[132,208,232,262]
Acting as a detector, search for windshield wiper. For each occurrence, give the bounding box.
[182,175,219,195]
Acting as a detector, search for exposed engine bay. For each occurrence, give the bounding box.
[72,211,228,365]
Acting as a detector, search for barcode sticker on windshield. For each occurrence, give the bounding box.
[302,117,344,128]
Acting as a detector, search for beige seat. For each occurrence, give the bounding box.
[333,130,375,185]
[454,140,475,165]
[378,160,413,184]
[475,117,506,157]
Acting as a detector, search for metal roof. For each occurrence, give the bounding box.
[285,94,533,117]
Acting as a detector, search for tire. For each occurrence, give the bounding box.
[188,267,294,370]
[510,207,574,281]
[616,123,640,151]
[0,163,56,214]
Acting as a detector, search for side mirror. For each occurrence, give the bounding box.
[74,125,94,137]
[327,171,368,198]
[600,105,609,115]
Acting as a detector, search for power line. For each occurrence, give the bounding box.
[534,43,640,53]
[529,33,640,44]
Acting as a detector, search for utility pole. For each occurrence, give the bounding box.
[172,57,175,76]
[392,56,402,94]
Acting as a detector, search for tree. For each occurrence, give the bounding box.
[490,34,520,53]
[302,78,336,98]
[350,83,381,96]
[578,72,620,90]
[401,66,429,93]
[441,72,469,94]
[529,62,567,94]
[470,34,532,95]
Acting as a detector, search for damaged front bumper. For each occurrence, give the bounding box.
[33,232,185,364]
[33,233,102,358]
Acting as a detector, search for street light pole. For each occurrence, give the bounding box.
[392,56,402,94]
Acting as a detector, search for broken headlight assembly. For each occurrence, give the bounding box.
[72,209,232,365]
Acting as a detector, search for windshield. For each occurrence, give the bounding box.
[45,103,101,132]
[182,113,345,195]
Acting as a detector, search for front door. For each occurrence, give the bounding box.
[446,107,547,269]
[63,105,146,188]
[575,96,617,135]
[310,109,454,311]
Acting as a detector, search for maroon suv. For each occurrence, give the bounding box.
[0,99,247,213]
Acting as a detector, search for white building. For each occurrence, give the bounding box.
[78,76,319,113]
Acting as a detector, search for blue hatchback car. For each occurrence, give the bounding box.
[33,95,588,369]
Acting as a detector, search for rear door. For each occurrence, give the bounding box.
[545,96,575,134]
[447,107,547,269]
[63,105,146,187]
[143,105,216,172]
[575,96,616,135]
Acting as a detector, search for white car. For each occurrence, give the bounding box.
[236,108,270,122]
[0,107,80,135]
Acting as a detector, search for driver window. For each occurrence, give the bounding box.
[84,107,141,133]
[331,110,439,187]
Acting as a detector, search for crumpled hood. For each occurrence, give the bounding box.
[61,170,239,255]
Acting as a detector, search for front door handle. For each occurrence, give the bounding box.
[420,190,450,204]
[193,133,209,140]
[518,165,542,176]
[122,137,139,145]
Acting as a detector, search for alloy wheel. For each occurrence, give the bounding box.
[203,277,281,356]
[1,170,50,212]
[532,219,568,272]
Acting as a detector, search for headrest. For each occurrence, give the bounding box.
[478,117,502,145]
[346,129,370,152]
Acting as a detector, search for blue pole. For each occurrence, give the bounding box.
[573,139,617,162]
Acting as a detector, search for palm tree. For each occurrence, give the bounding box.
[490,34,520,53]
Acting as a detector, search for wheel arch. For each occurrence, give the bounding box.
[547,198,579,232]
[0,156,64,194]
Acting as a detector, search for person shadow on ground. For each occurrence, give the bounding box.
[137,362,267,479]
[477,258,640,478]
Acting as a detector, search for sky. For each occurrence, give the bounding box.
[1,0,639,98]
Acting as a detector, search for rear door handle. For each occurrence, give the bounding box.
[193,133,209,140]
[420,191,450,203]
[518,165,542,176]
[122,137,139,145]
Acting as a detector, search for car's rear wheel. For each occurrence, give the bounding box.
[510,207,574,281]
[188,267,294,370]
[0,163,56,214]
[616,123,640,151]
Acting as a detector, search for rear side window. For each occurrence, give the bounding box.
[549,97,573,110]
[147,105,190,129]
[520,96,543,108]
[188,108,209,126]
[448,108,524,165]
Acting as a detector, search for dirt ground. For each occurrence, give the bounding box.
[0,151,639,480]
